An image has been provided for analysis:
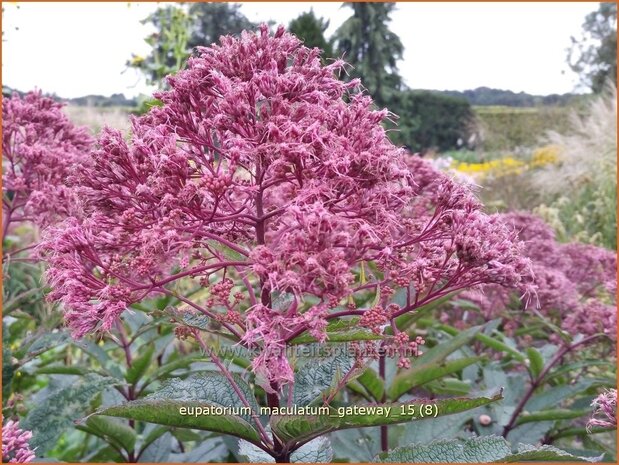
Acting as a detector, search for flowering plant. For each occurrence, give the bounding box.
[3,25,615,464]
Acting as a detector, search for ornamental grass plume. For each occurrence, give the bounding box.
[587,389,617,431]
[2,91,94,235]
[1,419,35,463]
[40,25,533,392]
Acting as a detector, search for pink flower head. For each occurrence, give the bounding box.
[454,212,617,344]
[2,420,35,463]
[2,91,93,229]
[587,389,617,431]
[40,25,534,391]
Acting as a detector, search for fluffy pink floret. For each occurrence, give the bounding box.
[40,25,534,391]
[2,91,93,229]
[2,420,35,463]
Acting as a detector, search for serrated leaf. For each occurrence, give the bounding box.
[22,374,117,454]
[376,435,599,463]
[21,332,70,358]
[147,372,259,423]
[238,436,333,463]
[505,443,601,462]
[126,344,155,384]
[377,435,511,462]
[164,306,210,330]
[86,416,136,453]
[271,391,503,445]
[293,351,357,407]
[96,400,261,444]
[389,356,484,401]
[291,436,333,463]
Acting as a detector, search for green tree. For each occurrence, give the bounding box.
[391,91,474,153]
[289,9,333,58]
[128,5,191,87]
[186,3,255,49]
[332,2,404,107]
[129,3,255,87]
[568,2,617,93]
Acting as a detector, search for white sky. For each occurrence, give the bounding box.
[2,2,598,99]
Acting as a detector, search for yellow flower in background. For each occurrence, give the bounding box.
[531,145,561,167]
[450,146,560,180]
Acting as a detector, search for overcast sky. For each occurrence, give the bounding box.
[2,2,598,99]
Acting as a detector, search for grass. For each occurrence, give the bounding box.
[63,105,134,133]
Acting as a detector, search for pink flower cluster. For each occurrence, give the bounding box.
[2,420,35,463]
[40,25,533,391]
[456,212,616,342]
[587,389,617,431]
[2,91,93,232]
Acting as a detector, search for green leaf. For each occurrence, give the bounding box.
[515,408,590,425]
[2,344,15,399]
[526,347,544,378]
[271,391,503,445]
[17,331,70,359]
[22,374,117,454]
[138,432,172,462]
[96,400,260,444]
[145,354,204,382]
[424,378,471,396]
[475,333,526,362]
[239,436,334,463]
[356,368,384,402]
[377,435,511,462]
[35,366,88,376]
[291,436,334,463]
[419,325,483,365]
[126,344,155,384]
[147,372,259,423]
[290,319,382,344]
[293,351,358,407]
[504,443,601,462]
[389,356,483,401]
[85,416,137,453]
[387,293,456,335]
[376,435,599,462]
[387,325,485,401]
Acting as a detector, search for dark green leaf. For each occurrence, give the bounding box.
[515,408,590,425]
[356,368,384,402]
[96,400,261,444]
[271,391,503,445]
[389,356,483,401]
[376,435,599,462]
[22,374,117,454]
[293,351,358,407]
[126,344,155,384]
[86,416,137,453]
[526,347,544,378]
[290,319,382,345]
